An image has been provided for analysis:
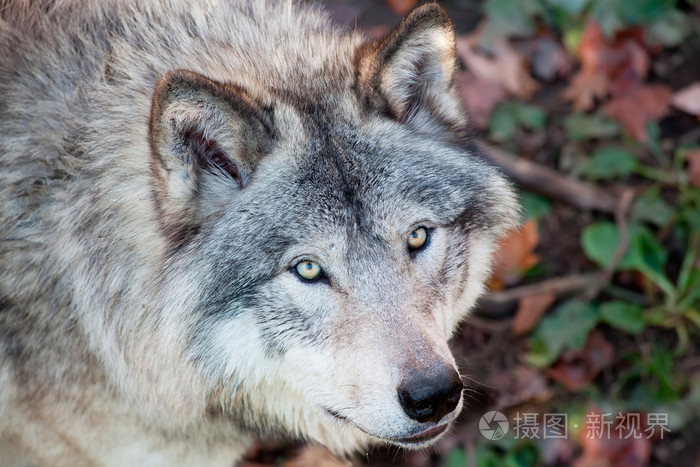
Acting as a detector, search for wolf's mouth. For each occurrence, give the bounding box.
[391,423,449,446]
[324,407,449,447]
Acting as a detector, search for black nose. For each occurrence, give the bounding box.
[397,366,463,424]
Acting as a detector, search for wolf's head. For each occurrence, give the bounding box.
[139,3,518,455]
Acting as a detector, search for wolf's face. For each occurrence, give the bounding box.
[139,4,517,454]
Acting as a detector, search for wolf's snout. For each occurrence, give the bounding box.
[397,367,464,424]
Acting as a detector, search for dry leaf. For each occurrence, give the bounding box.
[511,292,556,336]
[283,445,350,467]
[603,84,671,142]
[488,365,552,409]
[386,0,417,16]
[456,27,538,100]
[562,21,650,111]
[686,149,700,187]
[489,219,540,289]
[546,330,614,391]
[457,71,507,128]
[561,70,610,112]
[671,82,700,116]
[575,406,652,467]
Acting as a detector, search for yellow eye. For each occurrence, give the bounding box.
[295,260,322,281]
[408,227,428,250]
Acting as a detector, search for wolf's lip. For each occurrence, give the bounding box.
[392,423,449,445]
[324,408,448,446]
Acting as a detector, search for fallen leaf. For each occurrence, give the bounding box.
[456,26,538,100]
[489,219,540,289]
[575,407,652,467]
[385,0,417,16]
[457,71,507,129]
[671,82,700,116]
[488,365,552,409]
[561,70,610,112]
[512,292,556,336]
[283,445,350,467]
[562,21,650,111]
[603,84,671,142]
[686,149,700,187]
[546,330,614,391]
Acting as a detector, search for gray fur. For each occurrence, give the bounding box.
[0,1,518,465]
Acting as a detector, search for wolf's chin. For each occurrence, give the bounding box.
[322,407,451,450]
[387,422,451,448]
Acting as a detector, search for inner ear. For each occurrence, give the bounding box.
[183,126,242,186]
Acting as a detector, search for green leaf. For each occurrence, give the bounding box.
[616,0,677,26]
[643,306,669,326]
[506,443,539,467]
[646,120,663,159]
[582,222,671,293]
[528,300,599,367]
[442,448,468,467]
[589,0,624,36]
[520,191,552,220]
[631,186,673,227]
[489,102,547,142]
[475,448,503,467]
[626,226,674,298]
[583,146,639,180]
[677,233,698,295]
[544,0,589,16]
[514,104,547,131]
[564,113,621,142]
[581,222,621,269]
[600,301,645,334]
[482,0,545,43]
[489,105,518,142]
[649,9,692,47]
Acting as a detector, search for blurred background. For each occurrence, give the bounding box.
[243,1,700,465]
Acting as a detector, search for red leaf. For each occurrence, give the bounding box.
[511,292,556,336]
[456,26,538,100]
[546,330,614,391]
[576,407,652,467]
[489,219,540,289]
[603,85,671,142]
[562,21,651,110]
[686,149,700,188]
[457,71,507,129]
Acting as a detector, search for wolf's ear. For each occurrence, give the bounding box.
[356,4,466,137]
[149,70,273,242]
[149,70,273,225]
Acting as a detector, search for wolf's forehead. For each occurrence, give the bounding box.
[274,131,476,230]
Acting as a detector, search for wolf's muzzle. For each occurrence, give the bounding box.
[397,366,463,424]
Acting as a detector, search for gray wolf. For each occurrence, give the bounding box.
[0,0,518,465]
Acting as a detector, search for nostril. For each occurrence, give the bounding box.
[398,368,464,424]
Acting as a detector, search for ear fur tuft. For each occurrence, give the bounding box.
[355,4,467,138]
